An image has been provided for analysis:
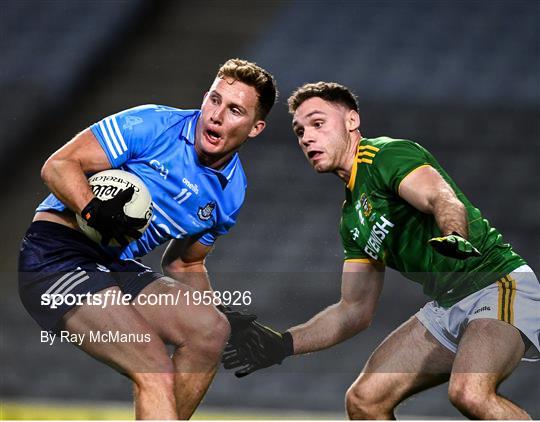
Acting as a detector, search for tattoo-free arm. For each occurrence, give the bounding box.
[161,238,214,291]
[399,166,468,237]
[41,128,111,213]
[288,261,384,354]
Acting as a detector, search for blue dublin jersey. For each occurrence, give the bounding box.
[36,105,247,259]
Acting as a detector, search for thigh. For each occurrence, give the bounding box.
[62,286,172,375]
[351,315,455,403]
[450,318,525,389]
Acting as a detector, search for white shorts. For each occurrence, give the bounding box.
[416,265,540,361]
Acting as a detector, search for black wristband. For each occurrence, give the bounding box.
[80,197,100,222]
[282,331,294,356]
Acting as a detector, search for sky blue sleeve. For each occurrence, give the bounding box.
[90,104,174,167]
[198,205,242,246]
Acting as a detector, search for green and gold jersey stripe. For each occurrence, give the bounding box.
[356,144,380,165]
[348,141,381,190]
[359,145,380,152]
[497,275,516,324]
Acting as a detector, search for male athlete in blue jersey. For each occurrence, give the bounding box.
[18,59,277,419]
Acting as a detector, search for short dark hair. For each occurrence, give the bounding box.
[287,82,359,114]
[217,58,278,120]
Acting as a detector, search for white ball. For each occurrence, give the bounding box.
[76,169,153,245]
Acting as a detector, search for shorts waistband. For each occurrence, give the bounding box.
[26,220,97,246]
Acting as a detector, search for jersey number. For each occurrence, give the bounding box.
[174,188,192,205]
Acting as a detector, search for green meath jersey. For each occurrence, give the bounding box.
[340,137,526,307]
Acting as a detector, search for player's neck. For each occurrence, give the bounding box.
[334,131,362,185]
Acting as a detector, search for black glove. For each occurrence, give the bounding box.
[222,322,294,378]
[81,187,147,247]
[218,305,258,352]
[428,232,481,259]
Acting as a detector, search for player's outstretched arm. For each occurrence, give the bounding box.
[41,128,112,213]
[222,261,384,377]
[399,165,480,259]
[288,261,384,354]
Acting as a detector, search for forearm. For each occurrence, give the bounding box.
[163,262,212,292]
[41,158,94,213]
[288,301,369,355]
[431,189,468,238]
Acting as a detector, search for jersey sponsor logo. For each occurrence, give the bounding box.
[150,159,169,180]
[473,305,491,314]
[182,177,199,194]
[123,116,143,130]
[154,106,173,113]
[360,193,373,217]
[197,201,216,221]
[96,264,110,272]
[364,215,395,260]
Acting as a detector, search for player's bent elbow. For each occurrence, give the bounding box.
[350,314,372,334]
[40,156,69,186]
[340,300,373,335]
[343,309,372,337]
[162,259,200,276]
[40,158,55,185]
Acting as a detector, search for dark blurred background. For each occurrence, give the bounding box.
[1,0,539,419]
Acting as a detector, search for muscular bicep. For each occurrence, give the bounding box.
[341,261,384,314]
[398,165,457,214]
[44,128,112,174]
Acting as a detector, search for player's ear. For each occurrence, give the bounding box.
[248,120,266,138]
[202,91,209,102]
[346,109,360,132]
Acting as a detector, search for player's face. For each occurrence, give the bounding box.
[292,97,352,173]
[196,77,265,168]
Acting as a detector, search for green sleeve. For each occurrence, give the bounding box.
[372,140,432,194]
[339,217,372,261]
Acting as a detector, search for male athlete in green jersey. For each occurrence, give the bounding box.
[223,82,539,419]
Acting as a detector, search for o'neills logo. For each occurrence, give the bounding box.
[364,215,395,260]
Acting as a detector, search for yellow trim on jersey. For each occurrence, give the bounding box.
[497,276,515,324]
[397,164,432,196]
[344,258,385,270]
[349,140,379,190]
[359,145,380,152]
[345,258,374,263]
[507,275,517,325]
[347,157,359,191]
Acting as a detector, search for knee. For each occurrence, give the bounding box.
[188,307,230,358]
[345,377,389,419]
[448,379,490,416]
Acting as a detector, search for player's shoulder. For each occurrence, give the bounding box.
[362,136,418,150]
[115,104,199,129]
[362,136,429,163]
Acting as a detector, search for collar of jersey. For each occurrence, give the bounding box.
[347,138,363,191]
[181,110,239,189]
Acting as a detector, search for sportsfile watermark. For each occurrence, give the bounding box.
[14,270,539,373]
[41,289,252,309]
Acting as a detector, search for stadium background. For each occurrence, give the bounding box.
[1,0,538,419]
